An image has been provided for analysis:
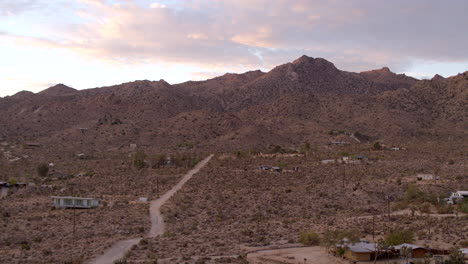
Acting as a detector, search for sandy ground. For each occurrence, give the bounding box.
[247,247,347,264]
[88,154,214,264]
[0,187,7,198]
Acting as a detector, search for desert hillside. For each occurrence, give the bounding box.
[0,56,466,153]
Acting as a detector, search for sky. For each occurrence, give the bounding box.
[0,0,467,97]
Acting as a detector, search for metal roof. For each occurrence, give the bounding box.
[51,196,98,200]
[343,242,377,253]
[393,243,425,250]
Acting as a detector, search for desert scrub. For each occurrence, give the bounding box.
[298,230,320,245]
[384,229,414,246]
[459,200,468,214]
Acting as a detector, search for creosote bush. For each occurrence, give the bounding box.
[37,163,49,177]
[132,151,147,170]
[298,230,321,246]
[384,229,414,246]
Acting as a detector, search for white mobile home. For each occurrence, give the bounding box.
[52,196,99,209]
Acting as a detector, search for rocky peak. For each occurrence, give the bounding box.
[39,84,77,96]
[431,74,445,81]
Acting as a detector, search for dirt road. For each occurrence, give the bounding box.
[88,154,214,264]
[148,154,214,237]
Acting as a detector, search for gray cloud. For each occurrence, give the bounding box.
[4,0,468,73]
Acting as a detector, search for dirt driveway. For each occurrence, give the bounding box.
[88,154,214,264]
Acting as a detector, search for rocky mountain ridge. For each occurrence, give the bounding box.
[0,55,466,151]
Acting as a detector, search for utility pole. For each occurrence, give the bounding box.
[342,163,346,189]
[69,182,76,263]
[73,206,76,260]
[386,195,391,220]
[156,176,159,197]
[372,215,375,242]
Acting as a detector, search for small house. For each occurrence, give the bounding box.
[76,172,89,177]
[341,242,377,261]
[461,248,468,260]
[321,159,336,164]
[52,196,99,209]
[259,165,271,170]
[356,155,369,161]
[24,142,41,149]
[0,182,7,187]
[77,153,86,159]
[329,141,349,145]
[271,166,282,172]
[394,244,428,258]
[12,182,27,188]
[416,174,439,180]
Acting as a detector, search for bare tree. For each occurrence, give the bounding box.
[374,238,388,264]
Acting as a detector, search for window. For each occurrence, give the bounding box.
[64,199,73,206]
[75,199,83,206]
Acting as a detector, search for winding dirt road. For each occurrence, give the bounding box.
[88,154,214,264]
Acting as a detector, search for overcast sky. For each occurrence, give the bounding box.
[1,0,467,96]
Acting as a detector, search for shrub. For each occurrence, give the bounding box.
[336,247,346,256]
[298,230,321,246]
[190,158,201,167]
[132,151,147,170]
[37,163,49,177]
[20,241,30,250]
[178,141,194,149]
[7,178,17,185]
[445,248,465,264]
[437,205,454,214]
[384,229,414,246]
[300,142,311,153]
[271,145,285,154]
[234,150,248,158]
[418,203,432,214]
[373,141,382,150]
[459,200,468,214]
[154,154,167,168]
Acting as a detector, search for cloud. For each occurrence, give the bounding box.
[77,0,105,8]
[149,2,166,9]
[0,0,44,15]
[2,0,467,74]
